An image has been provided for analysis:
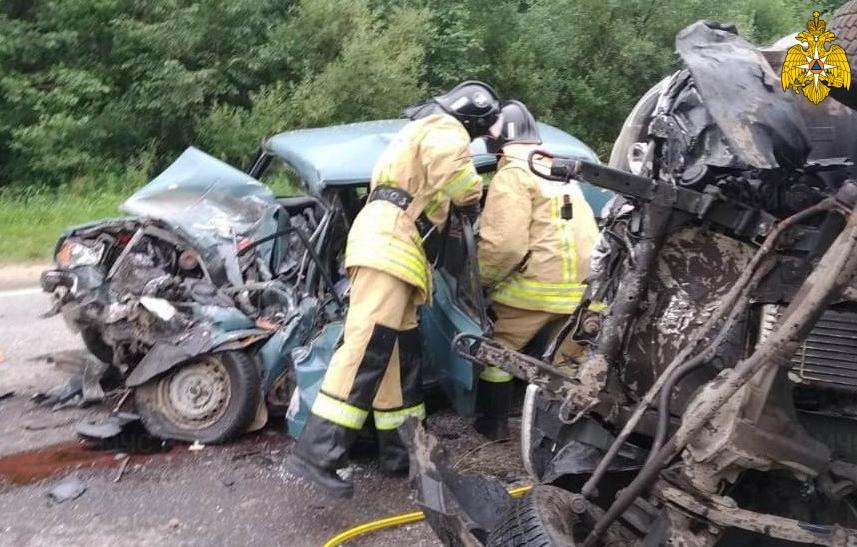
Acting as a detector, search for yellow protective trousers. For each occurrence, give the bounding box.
[295,267,426,471]
[480,302,586,383]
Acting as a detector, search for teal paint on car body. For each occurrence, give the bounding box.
[287,321,344,438]
[262,119,613,217]
[420,272,482,417]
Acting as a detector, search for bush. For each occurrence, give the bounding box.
[0,0,849,187]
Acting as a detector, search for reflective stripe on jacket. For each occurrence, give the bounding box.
[478,144,599,314]
[345,114,483,304]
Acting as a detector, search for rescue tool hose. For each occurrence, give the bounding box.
[321,485,533,547]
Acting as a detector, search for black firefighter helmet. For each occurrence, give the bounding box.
[405,80,501,139]
[496,100,542,147]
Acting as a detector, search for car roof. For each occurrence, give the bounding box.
[263,119,599,190]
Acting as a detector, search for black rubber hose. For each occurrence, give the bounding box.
[237,228,294,256]
[648,354,705,465]
[237,227,344,310]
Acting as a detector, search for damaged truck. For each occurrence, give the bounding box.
[40,120,606,444]
[408,17,857,547]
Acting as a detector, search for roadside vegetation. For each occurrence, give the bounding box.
[0,0,849,261]
[0,186,126,262]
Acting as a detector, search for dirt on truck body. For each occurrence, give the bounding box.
[408,13,857,547]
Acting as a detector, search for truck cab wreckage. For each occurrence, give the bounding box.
[408,21,857,546]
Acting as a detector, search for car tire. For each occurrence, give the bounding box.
[829,1,857,110]
[832,1,857,56]
[134,351,261,444]
[81,328,114,364]
[486,485,579,547]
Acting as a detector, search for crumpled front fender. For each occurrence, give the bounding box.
[125,326,268,387]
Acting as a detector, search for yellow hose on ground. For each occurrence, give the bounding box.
[322,485,533,547]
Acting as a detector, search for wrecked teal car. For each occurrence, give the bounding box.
[42,147,319,443]
[248,119,607,435]
[42,119,605,444]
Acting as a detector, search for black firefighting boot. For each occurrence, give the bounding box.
[377,428,409,477]
[376,327,424,476]
[286,413,357,499]
[473,379,513,441]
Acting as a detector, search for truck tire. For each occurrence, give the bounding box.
[832,1,857,57]
[135,351,261,444]
[829,1,857,110]
[487,485,579,547]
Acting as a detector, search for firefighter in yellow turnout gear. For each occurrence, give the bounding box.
[287,82,501,498]
[475,101,599,440]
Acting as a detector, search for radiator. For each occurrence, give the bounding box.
[760,305,857,392]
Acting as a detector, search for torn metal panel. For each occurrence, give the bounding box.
[125,324,268,388]
[401,419,512,546]
[121,147,280,267]
[287,321,343,438]
[259,297,319,393]
[674,22,810,170]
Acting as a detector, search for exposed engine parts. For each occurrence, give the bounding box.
[417,20,857,547]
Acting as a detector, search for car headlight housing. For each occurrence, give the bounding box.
[56,240,104,268]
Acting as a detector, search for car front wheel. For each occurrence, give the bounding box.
[134,351,261,444]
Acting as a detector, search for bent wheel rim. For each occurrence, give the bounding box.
[156,356,232,430]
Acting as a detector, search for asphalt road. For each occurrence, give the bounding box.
[0,288,524,546]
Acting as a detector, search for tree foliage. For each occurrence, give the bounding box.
[0,0,849,185]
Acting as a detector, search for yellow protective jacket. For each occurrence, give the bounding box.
[478,144,599,314]
[345,114,483,305]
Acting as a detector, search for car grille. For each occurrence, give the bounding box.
[760,305,857,392]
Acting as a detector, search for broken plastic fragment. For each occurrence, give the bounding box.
[140,296,177,321]
[47,474,87,503]
[76,412,141,441]
[76,412,168,453]
[189,440,205,451]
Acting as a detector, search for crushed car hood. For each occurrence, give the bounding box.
[122,147,280,284]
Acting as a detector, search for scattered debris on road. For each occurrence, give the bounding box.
[113,455,130,483]
[76,412,167,453]
[46,474,86,503]
[188,441,205,452]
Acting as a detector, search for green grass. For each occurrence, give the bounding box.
[0,188,127,262]
[0,170,303,263]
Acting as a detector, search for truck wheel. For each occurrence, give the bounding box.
[487,485,580,547]
[829,1,857,110]
[81,328,114,364]
[832,1,857,56]
[134,351,260,444]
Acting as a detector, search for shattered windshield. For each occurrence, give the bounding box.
[121,147,279,245]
